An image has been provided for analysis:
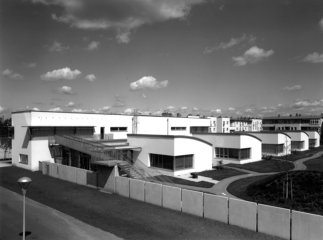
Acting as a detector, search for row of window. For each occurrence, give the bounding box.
[262,144,284,154]
[150,154,193,170]
[110,127,127,132]
[171,127,186,131]
[215,148,251,160]
[291,141,304,150]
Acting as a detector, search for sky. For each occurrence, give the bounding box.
[1,0,323,118]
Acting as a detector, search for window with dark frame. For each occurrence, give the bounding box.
[150,153,193,170]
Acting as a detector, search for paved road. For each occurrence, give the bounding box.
[0,186,122,240]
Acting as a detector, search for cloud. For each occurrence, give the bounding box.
[124,108,134,114]
[85,74,96,82]
[0,106,4,113]
[292,99,323,108]
[72,108,86,112]
[283,85,302,91]
[232,46,274,66]
[204,34,256,54]
[87,41,99,50]
[32,0,205,44]
[66,101,75,107]
[49,41,69,52]
[41,67,81,81]
[2,69,23,80]
[211,109,222,114]
[48,107,63,112]
[303,52,323,63]
[228,107,235,111]
[99,106,110,112]
[319,18,323,30]
[130,76,168,90]
[58,85,73,95]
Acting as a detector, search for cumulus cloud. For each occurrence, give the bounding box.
[2,69,23,80]
[204,34,256,54]
[211,109,222,114]
[303,52,323,63]
[124,108,134,114]
[58,85,73,95]
[41,67,81,81]
[0,106,4,113]
[32,0,204,44]
[72,108,85,112]
[49,41,69,52]
[66,101,75,107]
[48,107,63,112]
[232,46,274,66]
[228,107,235,111]
[87,41,99,50]
[292,99,323,108]
[283,85,302,91]
[85,74,96,82]
[99,106,110,112]
[130,76,168,90]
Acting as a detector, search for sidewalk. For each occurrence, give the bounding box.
[0,166,283,240]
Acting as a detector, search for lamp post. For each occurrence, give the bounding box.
[17,177,32,240]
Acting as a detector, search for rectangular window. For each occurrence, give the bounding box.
[150,154,174,170]
[291,141,304,150]
[171,127,186,131]
[110,127,127,132]
[309,139,317,148]
[190,126,208,133]
[262,144,284,154]
[19,154,28,165]
[175,155,193,170]
[215,148,250,160]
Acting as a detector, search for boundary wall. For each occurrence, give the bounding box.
[112,175,323,240]
[40,161,97,187]
[40,163,323,240]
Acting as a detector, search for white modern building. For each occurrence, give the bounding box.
[192,133,262,165]
[283,131,309,152]
[11,110,214,171]
[305,131,320,148]
[127,134,213,176]
[247,132,291,157]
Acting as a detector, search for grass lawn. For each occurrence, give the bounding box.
[227,171,323,215]
[226,159,294,173]
[196,168,246,181]
[275,145,323,162]
[0,166,282,240]
[148,175,214,188]
[304,155,323,171]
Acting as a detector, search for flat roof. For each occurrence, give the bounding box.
[241,131,291,138]
[192,132,262,142]
[11,110,210,120]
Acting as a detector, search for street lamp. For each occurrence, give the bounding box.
[17,177,32,240]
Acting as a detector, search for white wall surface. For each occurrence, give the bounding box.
[127,135,212,176]
[284,131,309,151]
[305,131,320,148]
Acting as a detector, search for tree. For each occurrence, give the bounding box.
[0,117,12,160]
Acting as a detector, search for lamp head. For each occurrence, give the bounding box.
[17,177,32,191]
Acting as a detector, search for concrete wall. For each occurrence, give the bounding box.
[204,194,228,223]
[228,198,257,231]
[145,182,162,206]
[162,185,182,211]
[115,176,130,198]
[258,204,290,239]
[182,189,203,217]
[305,131,320,148]
[292,210,323,240]
[129,179,145,202]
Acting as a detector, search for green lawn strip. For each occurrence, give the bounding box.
[304,156,323,171]
[147,175,214,188]
[196,168,246,181]
[275,145,323,162]
[227,171,323,215]
[226,159,294,173]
